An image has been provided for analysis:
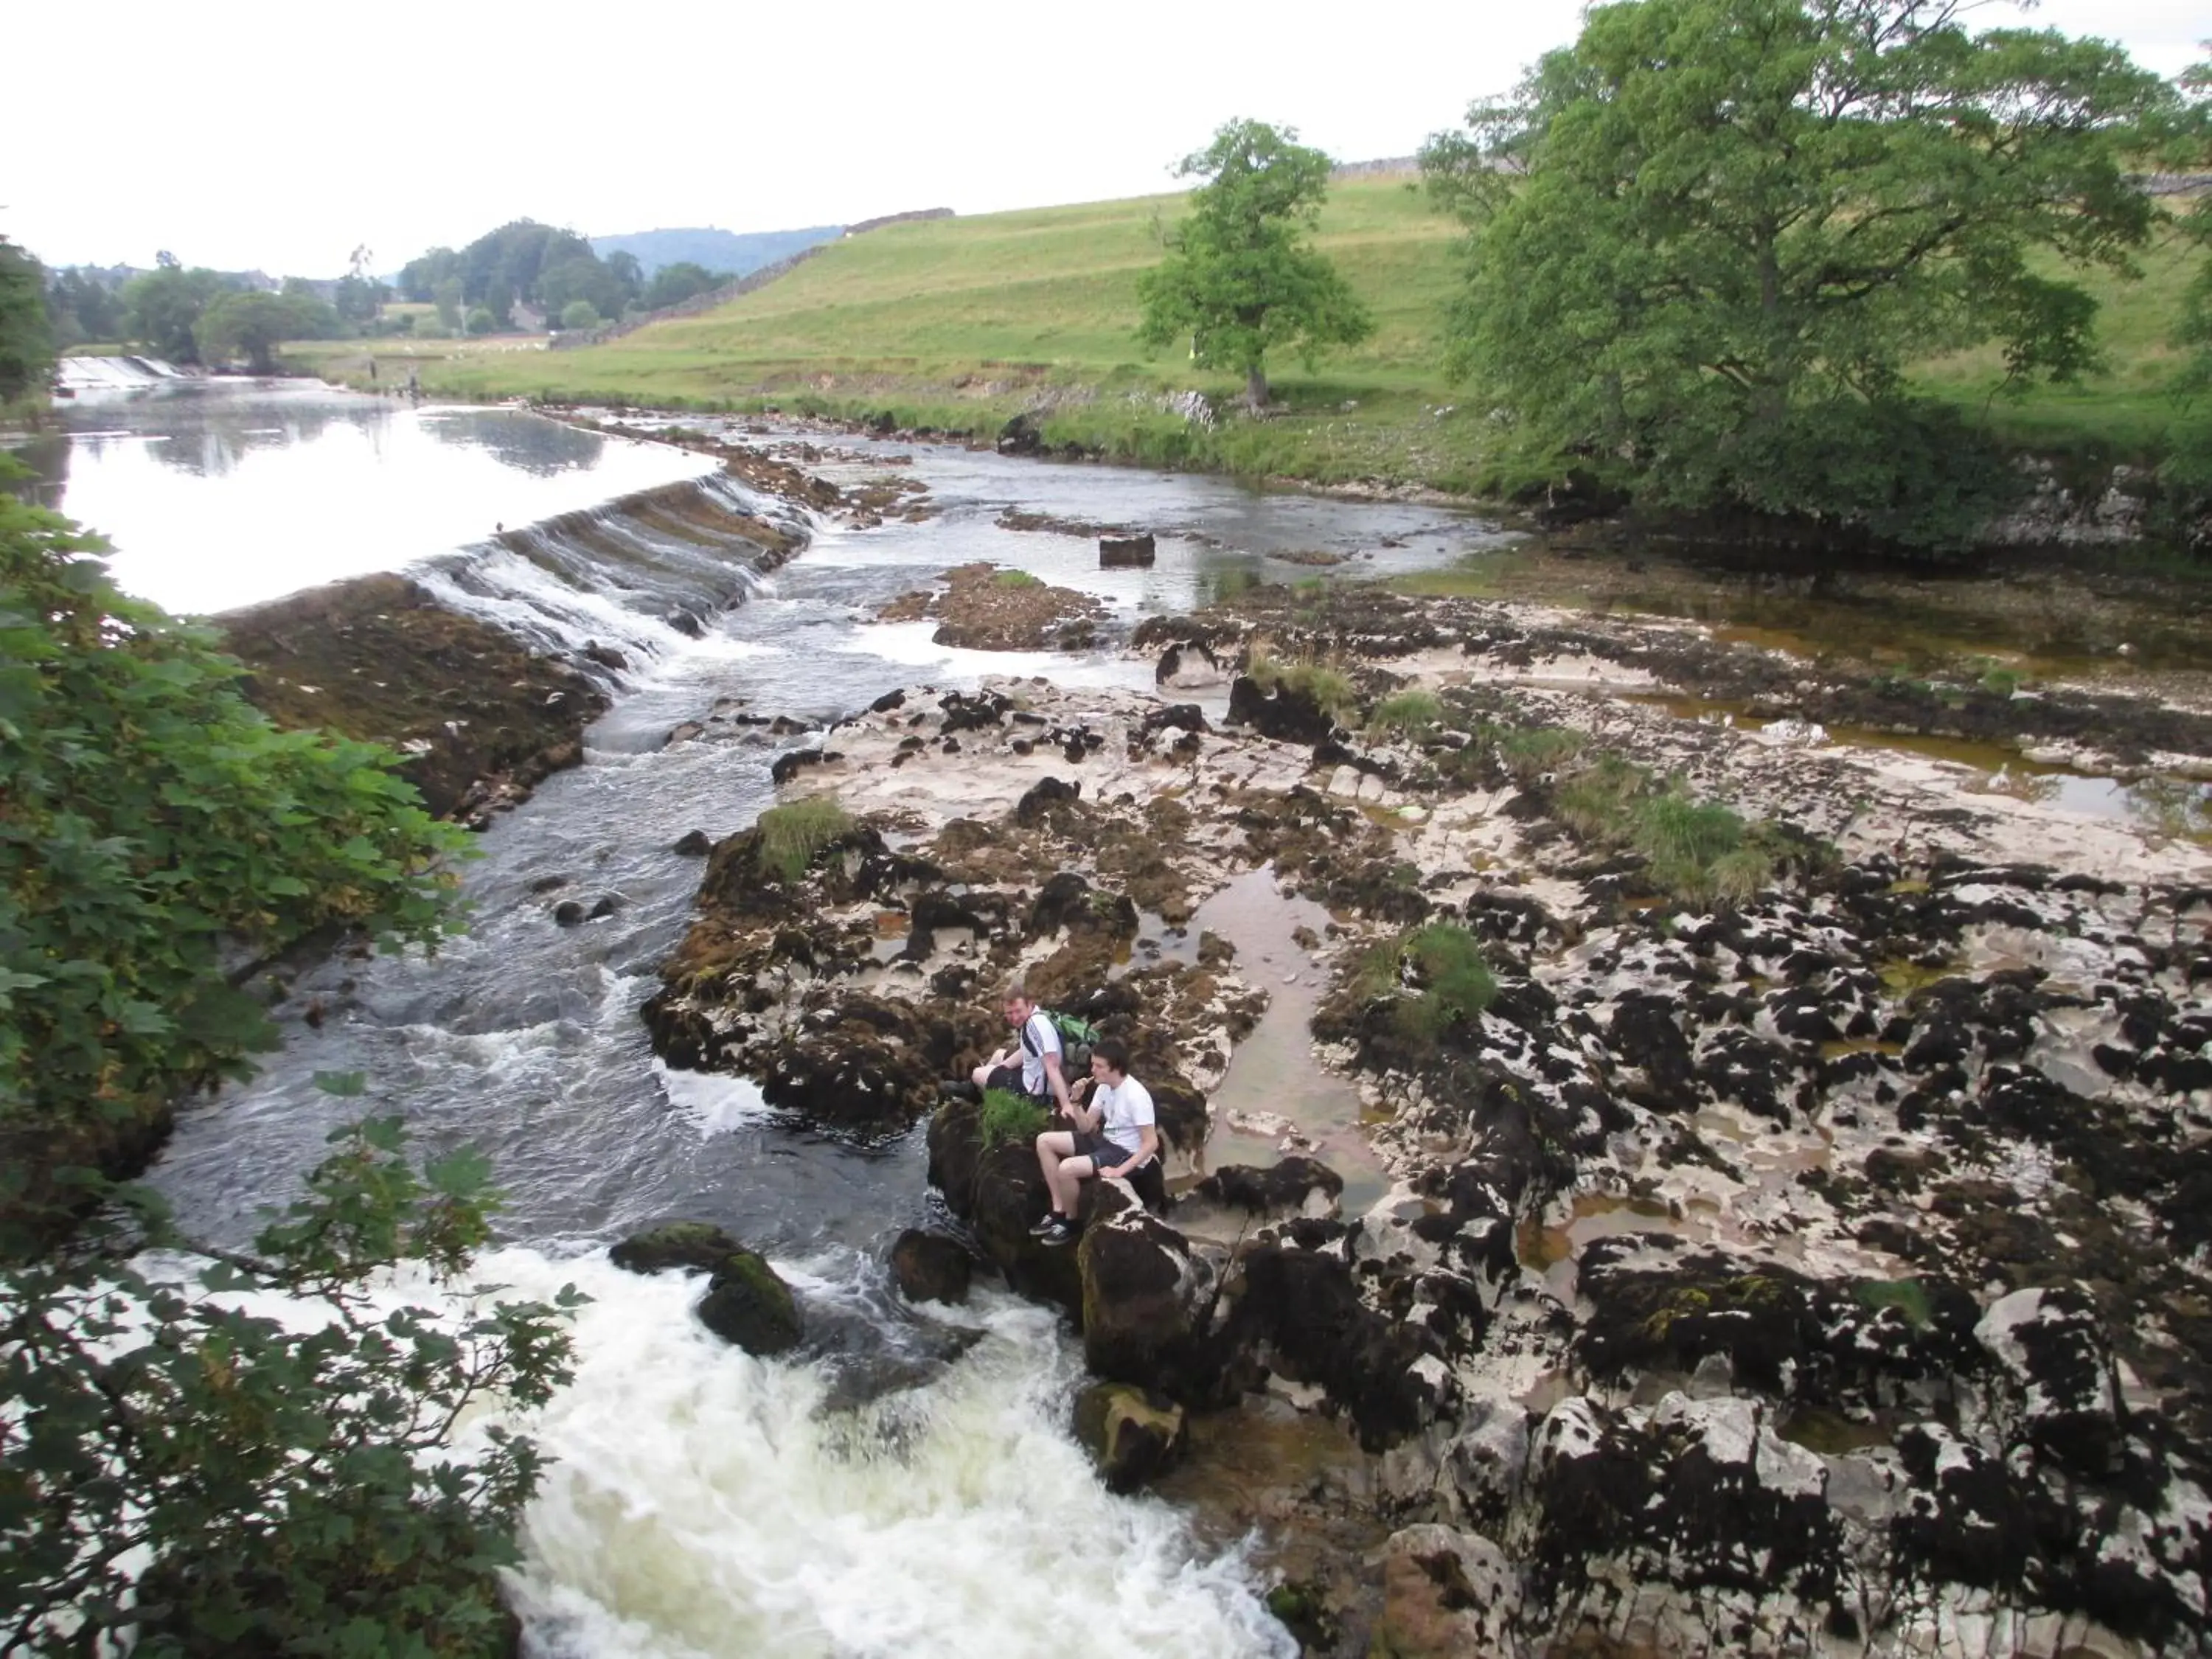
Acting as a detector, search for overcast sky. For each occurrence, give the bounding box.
[8,0,2205,276]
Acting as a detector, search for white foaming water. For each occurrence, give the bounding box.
[653,1060,773,1135]
[459,1249,1293,1659]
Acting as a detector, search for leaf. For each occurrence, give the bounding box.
[314,1070,371,1098]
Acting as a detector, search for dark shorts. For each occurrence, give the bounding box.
[1071,1132,1144,1172]
[985,1063,1040,1101]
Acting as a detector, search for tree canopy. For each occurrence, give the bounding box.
[1420,0,2175,552]
[0,239,51,404]
[1136,119,1374,408]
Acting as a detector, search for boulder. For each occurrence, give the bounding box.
[1072,1382,1186,1492]
[673,829,713,856]
[1192,1157,1343,1218]
[890,1228,973,1305]
[1975,1284,2121,1473]
[1157,640,1230,689]
[1371,1526,1522,1659]
[1079,1189,1216,1399]
[1099,533,1156,568]
[1225,674,1335,745]
[757,992,954,1140]
[697,1250,803,1355]
[609,1222,802,1357]
[996,412,1043,456]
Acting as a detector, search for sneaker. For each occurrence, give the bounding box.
[1038,1219,1077,1248]
[1027,1214,1064,1239]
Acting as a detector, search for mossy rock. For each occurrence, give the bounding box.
[698,1249,803,1355]
[610,1221,745,1276]
[1072,1382,1186,1493]
[610,1220,803,1355]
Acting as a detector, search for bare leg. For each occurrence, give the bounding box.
[1035,1130,1076,1211]
[1046,1155,1097,1218]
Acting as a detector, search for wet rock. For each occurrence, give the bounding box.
[1975,1284,2121,1474]
[1026,870,1136,941]
[1079,1190,1215,1399]
[1191,1158,1344,1218]
[1157,639,1231,689]
[1014,776,1082,827]
[673,830,713,856]
[696,1250,802,1354]
[582,641,629,672]
[552,900,587,926]
[1072,1382,1186,1493]
[995,411,1043,456]
[611,1221,802,1357]
[770,748,830,785]
[1225,674,1337,744]
[757,992,953,1139]
[1371,1526,1520,1659]
[889,1228,973,1305]
[665,720,706,746]
[1100,533,1156,568]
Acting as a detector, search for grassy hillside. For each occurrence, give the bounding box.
[292,177,2205,494]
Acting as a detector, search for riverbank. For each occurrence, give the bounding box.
[637,470,2212,1652]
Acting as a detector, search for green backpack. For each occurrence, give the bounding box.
[1023,1009,1101,1075]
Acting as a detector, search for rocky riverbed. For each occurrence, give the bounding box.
[642,558,2212,1656]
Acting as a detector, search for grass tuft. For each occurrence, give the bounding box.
[1368,689,1441,736]
[992,568,1042,588]
[979,1088,1051,1150]
[1248,645,1357,719]
[754,799,853,883]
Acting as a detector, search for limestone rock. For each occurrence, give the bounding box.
[1072,1382,1186,1492]
[889,1228,973,1305]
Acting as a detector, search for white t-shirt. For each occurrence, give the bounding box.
[1018,1011,1061,1097]
[1093,1076,1156,1162]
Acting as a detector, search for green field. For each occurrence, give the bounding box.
[289,176,2206,493]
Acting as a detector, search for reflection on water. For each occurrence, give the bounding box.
[49,379,715,613]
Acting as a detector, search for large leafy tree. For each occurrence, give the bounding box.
[2168,46,2212,501]
[195,291,303,373]
[1421,0,2174,552]
[1,1097,581,1655]
[0,238,52,404]
[0,494,470,1220]
[1138,119,1374,409]
[120,265,232,364]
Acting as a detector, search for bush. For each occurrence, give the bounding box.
[992,568,1041,588]
[0,1091,581,1655]
[558,299,599,332]
[0,495,468,1220]
[464,306,497,336]
[979,1087,1051,1149]
[1353,922,1496,1045]
[754,798,853,883]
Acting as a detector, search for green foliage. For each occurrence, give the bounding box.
[121,265,234,364]
[1247,645,1356,717]
[1355,923,1498,1045]
[0,239,52,406]
[1422,0,2174,552]
[2165,59,2212,500]
[754,798,853,883]
[1136,119,1375,406]
[40,268,124,356]
[464,305,498,337]
[195,291,329,374]
[434,276,465,332]
[1368,689,1441,736]
[978,1087,1051,1149]
[559,299,601,332]
[643,261,732,310]
[1550,748,1781,906]
[1854,1277,1933,1329]
[991,568,1041,588]
[0,498,470,1178]
[0,1100,582,1655]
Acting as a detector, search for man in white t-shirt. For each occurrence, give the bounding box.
[970,983,1074,1118]
[1032,1039,1159,1247]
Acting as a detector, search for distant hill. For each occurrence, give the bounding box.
[588,226,844,279]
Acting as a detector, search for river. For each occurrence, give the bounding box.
[47,376,1504,1658]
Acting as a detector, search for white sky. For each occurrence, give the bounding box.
[8,0,2205,276]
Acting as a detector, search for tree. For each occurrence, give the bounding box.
[2166,46,2212,501]
[465,305,498,336]
[641,260,728,310]
[0,494,470,1220]
[1135,119,1374,408]
[434,276,465,332]
[1420,0,2174,553]
[603,248,644,309]
[0,1092,581,1655]
[120,265,229,364]
[558,299,599,331]
[195,291,300,372]
[0,239,50,404]
[43,268,124,355]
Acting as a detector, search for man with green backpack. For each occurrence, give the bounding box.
[968,981,1091,1120]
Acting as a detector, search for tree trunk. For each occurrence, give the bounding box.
[1245,365,1270,411]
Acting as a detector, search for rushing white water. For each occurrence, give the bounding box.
[466,1249,1295,1659]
